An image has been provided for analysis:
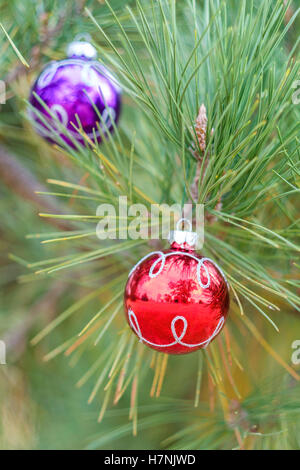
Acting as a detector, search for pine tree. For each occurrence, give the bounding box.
[0,0,299,450]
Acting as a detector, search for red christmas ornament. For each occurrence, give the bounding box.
[124,222,230,355]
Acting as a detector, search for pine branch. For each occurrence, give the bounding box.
[1,0,299,449]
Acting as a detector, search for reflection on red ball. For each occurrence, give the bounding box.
[124,243,230,355]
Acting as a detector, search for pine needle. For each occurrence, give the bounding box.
[0,23,29,67]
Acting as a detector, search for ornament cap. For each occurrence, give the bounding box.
[168,218,198,249]
[168,230,198,249]
[67,40,97,60]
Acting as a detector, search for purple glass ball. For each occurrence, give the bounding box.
[29,57,121,147]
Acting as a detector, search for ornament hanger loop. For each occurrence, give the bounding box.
[176,217,192,231]
[74,32,92,42]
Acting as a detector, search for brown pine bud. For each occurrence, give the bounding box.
[195,104,208,152]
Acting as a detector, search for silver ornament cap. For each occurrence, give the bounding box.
[67,40,97,60]
[168,218,198,248]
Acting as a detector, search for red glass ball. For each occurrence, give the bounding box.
[124,243,230,355]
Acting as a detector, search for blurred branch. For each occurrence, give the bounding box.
[3,280,68,359]
[0,145,73,230]
[284,0,295,24]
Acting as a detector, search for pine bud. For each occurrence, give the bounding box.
[195,104,207,152]
[190,104,208,160]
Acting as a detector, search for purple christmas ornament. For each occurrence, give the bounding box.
[29,40,121,147]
